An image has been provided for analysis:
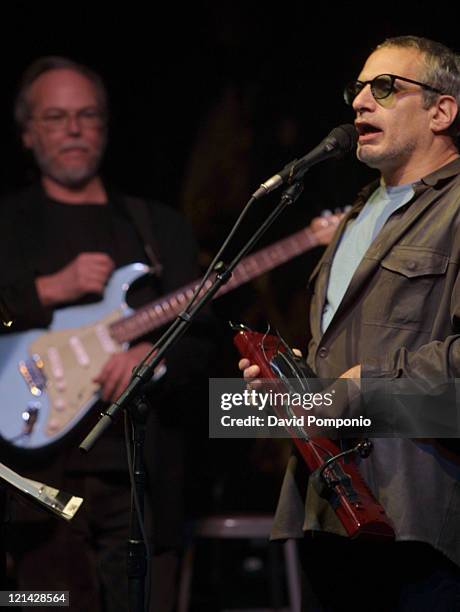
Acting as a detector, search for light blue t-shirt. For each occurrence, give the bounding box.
[321,181,414,333]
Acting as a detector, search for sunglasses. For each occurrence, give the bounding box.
[344,73,443,106]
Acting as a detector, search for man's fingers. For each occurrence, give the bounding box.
[94,357,119,401]
[243,365,260,380]
[238,358,250,371]
[110,375,131,403]
[100,368,121,402]
[79,252,115,266]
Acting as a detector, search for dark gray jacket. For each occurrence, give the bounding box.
[272,157,460,568]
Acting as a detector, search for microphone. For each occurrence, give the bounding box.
[252,124,357,199]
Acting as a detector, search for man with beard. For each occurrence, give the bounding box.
[0,57,215,612]
[240,36,460,610]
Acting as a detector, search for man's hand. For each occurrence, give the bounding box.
[94,342,154,402]
[238,349,302,385]
[238,358,260,381]
[339,364,361,393]
[36,252,115,306]
[340,364,361,379]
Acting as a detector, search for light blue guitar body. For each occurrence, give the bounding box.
[0,263,151,452]
[0,215,337,454]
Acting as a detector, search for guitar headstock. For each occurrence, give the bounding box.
[309,207,348,246]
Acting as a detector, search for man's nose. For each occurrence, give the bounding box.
[66,113,82,135]
[352,84,375,113]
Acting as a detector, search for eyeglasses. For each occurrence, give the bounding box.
[343,73,443,106]
[30,107,106,132]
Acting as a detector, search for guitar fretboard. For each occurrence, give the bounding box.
[110,224,321,344]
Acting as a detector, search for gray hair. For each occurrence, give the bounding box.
[377,36,460,141]
[14,56,108,129]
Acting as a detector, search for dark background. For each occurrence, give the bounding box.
[2,2,459,604]
[2,3,458,204]
[3,0,459,495]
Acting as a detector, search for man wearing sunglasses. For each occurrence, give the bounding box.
[241,35,460,610]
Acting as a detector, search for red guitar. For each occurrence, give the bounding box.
[233,327,395,540]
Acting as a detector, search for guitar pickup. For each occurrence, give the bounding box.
[18,354,47,397]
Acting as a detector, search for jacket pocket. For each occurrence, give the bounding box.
[380,246,448,278]
[367,246,448,330]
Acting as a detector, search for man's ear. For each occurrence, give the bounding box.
[431,95,458,134]
[21,123,35,149]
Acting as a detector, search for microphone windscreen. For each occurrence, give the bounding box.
[329,124,357,156]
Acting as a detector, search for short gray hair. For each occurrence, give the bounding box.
[15,56,108,129]
[377,36,460,142]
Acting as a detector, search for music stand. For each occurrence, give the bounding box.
[0,461,83,521]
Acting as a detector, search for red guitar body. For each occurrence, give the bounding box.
[234,327,394,539]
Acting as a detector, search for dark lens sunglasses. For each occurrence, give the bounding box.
[344,73,443,106]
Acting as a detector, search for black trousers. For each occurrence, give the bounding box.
[298,535,460,612]
[8,472,179,612]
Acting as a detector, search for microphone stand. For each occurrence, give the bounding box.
[126,394,149,612]
[79,179,304,612]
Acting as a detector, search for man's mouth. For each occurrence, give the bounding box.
[59,143,89,154]
[355,122,383,143]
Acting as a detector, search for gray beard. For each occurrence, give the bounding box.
[33,141,105,189]
[42,159,101,189]
[357,140,415,171]
[357,146,389,168]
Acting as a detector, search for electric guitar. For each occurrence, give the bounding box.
[0,213,340,453]
[233,326,395,539]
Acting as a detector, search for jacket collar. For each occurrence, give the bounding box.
[419,156,460,186]
[312,156,460,341]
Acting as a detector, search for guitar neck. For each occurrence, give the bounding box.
[110,224,321,344]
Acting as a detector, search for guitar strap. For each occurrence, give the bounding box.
[20,185,165,281]
[119,195,164,279]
